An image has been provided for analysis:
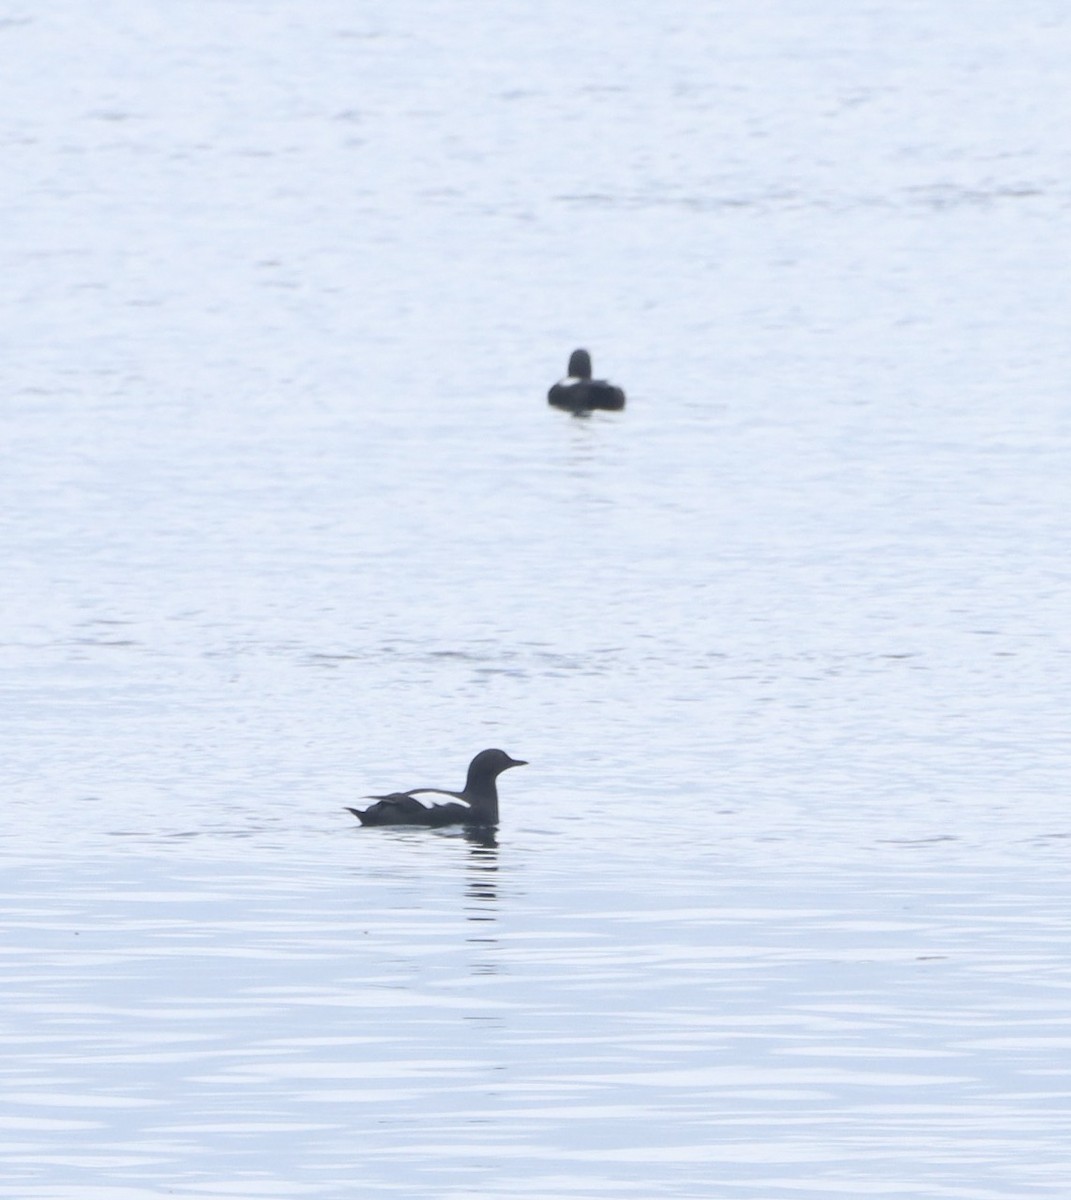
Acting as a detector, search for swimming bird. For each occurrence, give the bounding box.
[548,348,626,413]
[347,748,526,828]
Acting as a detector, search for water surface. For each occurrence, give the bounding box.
[3,2,1070,1196]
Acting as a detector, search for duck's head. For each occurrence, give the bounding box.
[567,348,592,380]
[467,748,527,786]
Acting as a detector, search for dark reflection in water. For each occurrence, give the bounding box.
[463,826,498,851]
[464,839,500,976]
[464,838,499,915]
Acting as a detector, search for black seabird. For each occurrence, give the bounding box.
[347,748,526,828]
[548,348,626,413]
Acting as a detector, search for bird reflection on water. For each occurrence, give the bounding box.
[464,838,500,981]
[464,836,499,910]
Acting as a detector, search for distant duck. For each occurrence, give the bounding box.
[548,348,626,413]
[347,748,527,828]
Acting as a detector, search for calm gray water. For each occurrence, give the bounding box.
[3,2,1071,1197]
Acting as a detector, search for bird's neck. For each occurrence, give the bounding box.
[465,776,499,823]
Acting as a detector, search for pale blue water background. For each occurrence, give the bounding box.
[3,2,1071,1197]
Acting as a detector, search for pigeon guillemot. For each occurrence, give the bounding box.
[347,748,526,828]
[548,348,626,413]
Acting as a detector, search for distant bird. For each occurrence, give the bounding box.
[347,748,527,828]
[548,348,626,413]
